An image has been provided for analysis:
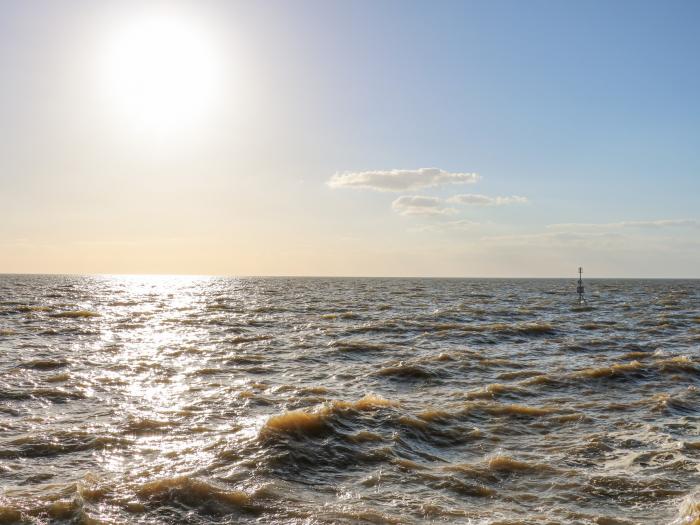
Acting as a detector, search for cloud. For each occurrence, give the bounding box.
[328,168,479,192]
[547,219,699,230]
[480,231,626,249]
[391,196,457,216]
[447,194,528,206]
[410,219,481,232]
[392,191,528,220]
[480,225,700,253]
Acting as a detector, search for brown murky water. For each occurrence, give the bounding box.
[1,275,699,524]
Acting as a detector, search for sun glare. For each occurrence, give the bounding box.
[97,10,222,138]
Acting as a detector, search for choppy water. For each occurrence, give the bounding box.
[1,275,700,524]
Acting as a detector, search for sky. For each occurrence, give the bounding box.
[1,0,698,277]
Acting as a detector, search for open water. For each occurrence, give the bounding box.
[1,275,699,524]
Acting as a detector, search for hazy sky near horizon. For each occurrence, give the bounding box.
[1,0,699,277]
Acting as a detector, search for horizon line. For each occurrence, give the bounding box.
[0,272,698,280]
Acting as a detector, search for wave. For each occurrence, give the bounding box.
[389,402,566,431]
[262,409,328,436]
[500,322,556,335]
[423,321,557,336]
[574,360,646,379]
[329,340,399,353]
[572,305,596,312]
[486,454,551,473]
[401,455,557,502]
[478,357,527,369]
[0,432,129,459]
[573,357,699,381]
[124,417,173,434]
[252,395,403,477]
[18,359,69,370]
[108,300,139,307]
[261,394,398,438]
[650,389,700,415]
[416,409,453,422]
[672,492,700,525]
[228,334,272,344]
[137,476,252,510]
[49,310,101,318]
[0,496,84,524]
[347,320,402,334]
[465,382,528,400]
[45,372,71,383]
[586,474,686,505]
[321,312,360,320]
[471,402,558,417]
[375,363,438,380]
[514,356,700,395]
[0,387,85,402]
[657,356,699,374]
[14,305,53,313]
[496,370,546,380]
[0,475,256,524]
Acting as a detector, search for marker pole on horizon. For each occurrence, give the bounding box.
[577,267,587,304]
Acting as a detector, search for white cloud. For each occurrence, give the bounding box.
[480,231,626,249]
[328,168,479,192]
[547,219,699,230]
[447,194,528,206]
[410,219,481,232]
[391,196,457,216]
[392,191,528,220]
[480,226,700,253]
[625,219,700,228]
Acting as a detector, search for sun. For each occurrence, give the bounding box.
[97,10,222,139]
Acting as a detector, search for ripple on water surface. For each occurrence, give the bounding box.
[0,275,699,524]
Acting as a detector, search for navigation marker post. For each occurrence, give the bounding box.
[577,267,587,304]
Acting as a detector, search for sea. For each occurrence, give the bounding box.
[1,274,699,525]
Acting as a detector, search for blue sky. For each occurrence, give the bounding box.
[0,0,698,276]
[291,0,700,211]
